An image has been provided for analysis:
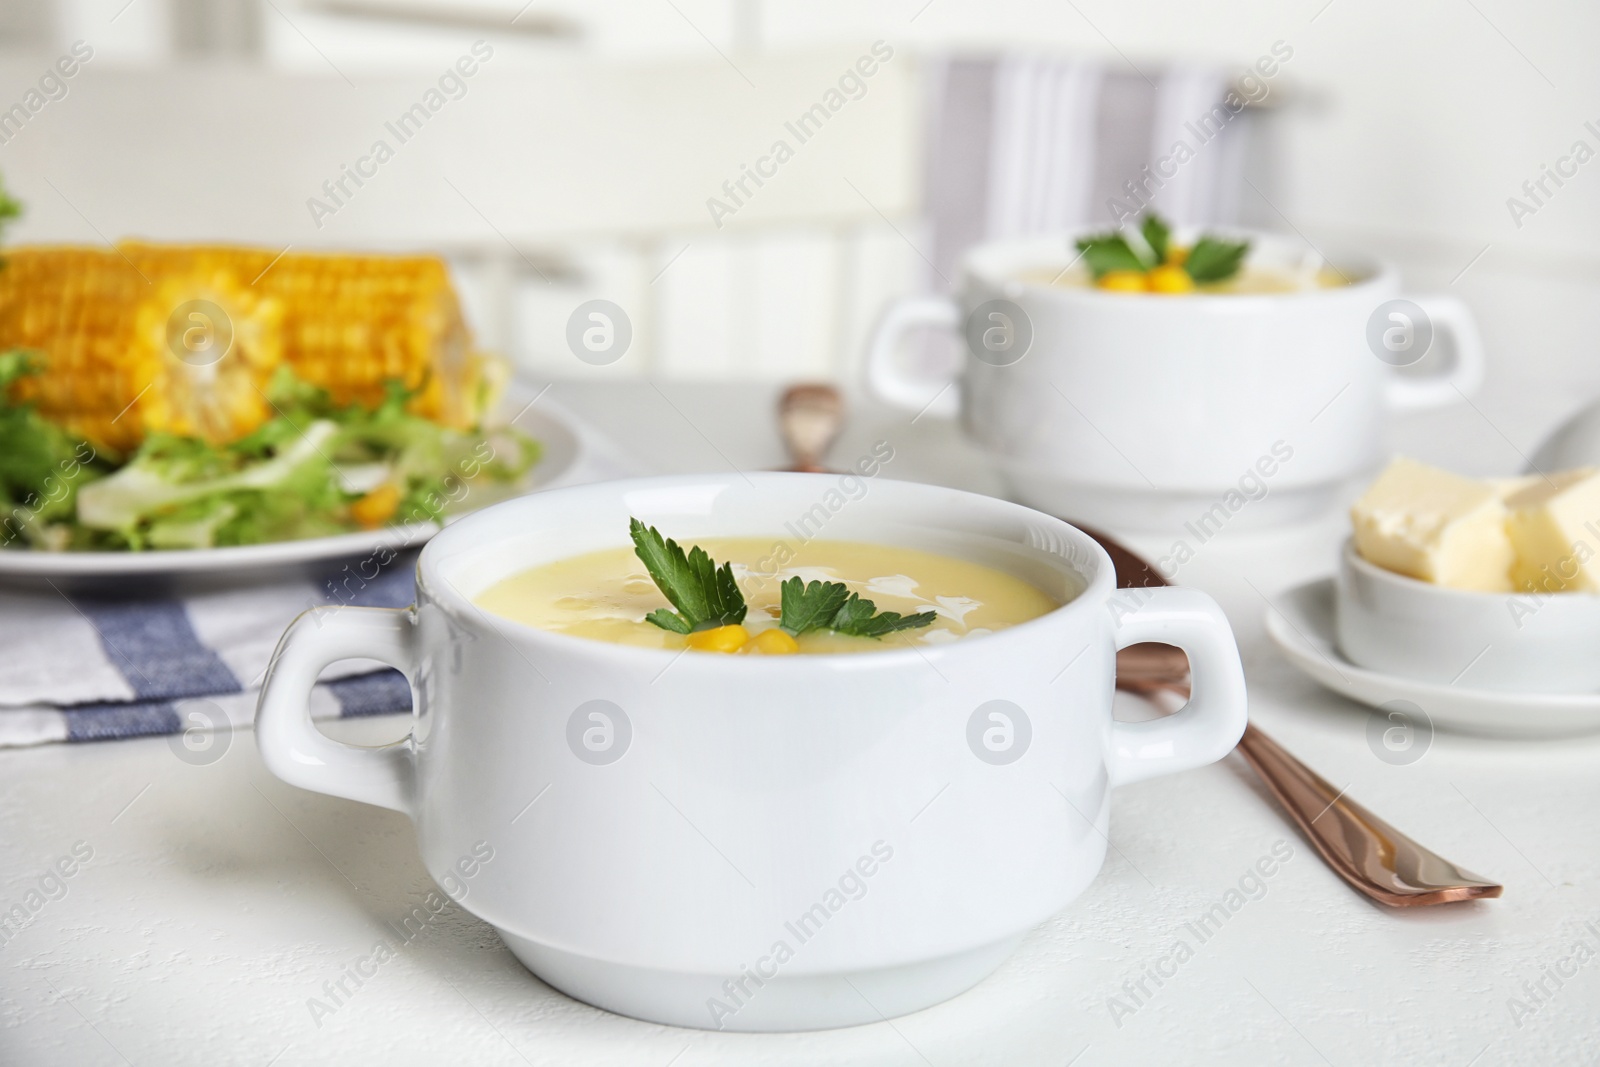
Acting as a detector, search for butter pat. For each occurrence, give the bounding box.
[1504,468,1600,592]
[1351,457,1514,591]
[1488,474,1543,501]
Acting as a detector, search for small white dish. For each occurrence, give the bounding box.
[1335,541,1600,692]
[1265,577,1600,739]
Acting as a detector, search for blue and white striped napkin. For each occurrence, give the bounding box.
[0,564,422,747]
[0,399,640,748]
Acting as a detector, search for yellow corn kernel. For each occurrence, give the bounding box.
[748,628,799,655]
[1147,265,1195,294]
[0,241,491,449]
[1096,270,1148,293]
[350,484,401,529]
[686,624,749,653]
[1165,245,1189,267]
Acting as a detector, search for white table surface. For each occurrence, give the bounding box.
[4,380,1599,1067]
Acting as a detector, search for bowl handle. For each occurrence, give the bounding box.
[1383,293,1486,411]
[863,295,962,417]
[1108,587,1248,787]
[255,606,416,816]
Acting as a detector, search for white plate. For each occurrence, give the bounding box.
[1264,578,1600,739]
[0,398,580,590]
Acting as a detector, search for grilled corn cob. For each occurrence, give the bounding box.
[0,242,487,450]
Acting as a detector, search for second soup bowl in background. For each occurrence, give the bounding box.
[255,473,1248,1031]
[866,231,1484,533]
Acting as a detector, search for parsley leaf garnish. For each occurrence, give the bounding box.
[779,578,851,636]
[829,593,937,638]
[1181,235,1251,283]
[1076,212,1251,285]
[630,518,747,633]
[1140,214,1171,263]
[629,521,939,643]
[779,576,937,640]
[1074,233,1150,278]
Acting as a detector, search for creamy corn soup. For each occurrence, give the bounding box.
[475,538,1059,654]
[1020,265,1349,294]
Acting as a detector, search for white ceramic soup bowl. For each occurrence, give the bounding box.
[1335,541,1600,693]
[866,231,1484,532]
[256,474,1248,1032]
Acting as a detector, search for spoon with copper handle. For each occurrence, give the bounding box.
[777,384,845,473]
[1082,524,1503,907]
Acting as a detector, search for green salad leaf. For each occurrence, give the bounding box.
[0,174,20,265]
[0,351,109,550]
[2,361,539,552]
[75,419,346,547]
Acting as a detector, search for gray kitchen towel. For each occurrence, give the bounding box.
[922,54,1255,284]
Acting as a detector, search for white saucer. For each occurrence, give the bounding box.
[1263,578,1600,739]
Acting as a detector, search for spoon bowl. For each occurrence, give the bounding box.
[777,383,845,473]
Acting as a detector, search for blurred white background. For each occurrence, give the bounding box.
[0,0,1595,470]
